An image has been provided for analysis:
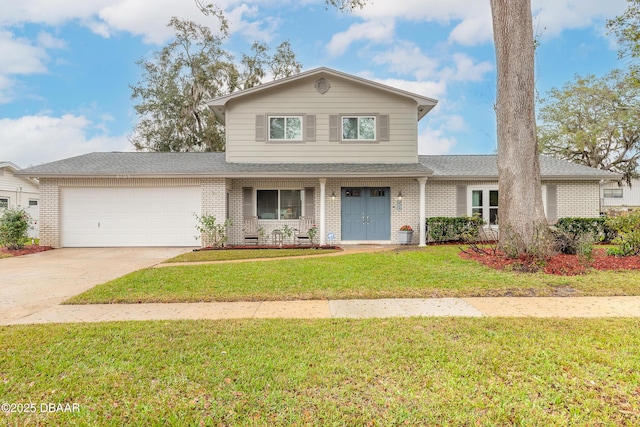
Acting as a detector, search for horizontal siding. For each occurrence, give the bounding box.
[0,167,39,208]
[601,178,640,207]
[225,75,419,163]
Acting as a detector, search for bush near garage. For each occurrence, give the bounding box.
[0,208,32,250]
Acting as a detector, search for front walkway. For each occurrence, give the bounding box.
[6,296,640,325]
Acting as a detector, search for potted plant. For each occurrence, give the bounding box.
[398,225,414,245]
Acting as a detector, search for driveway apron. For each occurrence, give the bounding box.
[0,247,193,324]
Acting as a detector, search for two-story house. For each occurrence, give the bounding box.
[17,68,619,248]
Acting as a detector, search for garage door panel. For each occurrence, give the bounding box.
[61,187,201,247]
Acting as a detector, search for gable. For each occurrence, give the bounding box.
[221,72,425,164]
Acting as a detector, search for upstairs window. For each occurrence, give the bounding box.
[342,116,376,140]
[269,116,302,141]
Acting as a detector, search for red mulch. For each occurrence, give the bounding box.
[460,248,640,276]
[1,245,53,257]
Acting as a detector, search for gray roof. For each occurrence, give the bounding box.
[418,155,621,180]
[16,152,621,181]
[16,152,433,178]
[208,67,438,122]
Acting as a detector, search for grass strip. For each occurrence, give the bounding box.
[1,318,639,426]
[67,246,640,304]
[164,248,339,263]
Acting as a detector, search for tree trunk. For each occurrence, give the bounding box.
[490,0,548,254]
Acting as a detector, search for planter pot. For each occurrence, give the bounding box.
[397,230,414,245]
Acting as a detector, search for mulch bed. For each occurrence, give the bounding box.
[460,248,640,276]
[0,245,53,257]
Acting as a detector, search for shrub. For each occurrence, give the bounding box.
[194,214,231,248]
[605,212,640,256]
[426,216,484,243]
[555,217,614,243]
[499,223,557,262]
[551,228,595,265]
[0,208,33,250]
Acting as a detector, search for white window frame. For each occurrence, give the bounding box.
[603,188,623,199]
[468,186,499,226]
[341,115,376,141]
[268,115,303,141]
[0,197,8,209]
[256,189,305,220]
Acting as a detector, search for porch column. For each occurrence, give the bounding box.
[417,177,427,247]
[319,178,327,246]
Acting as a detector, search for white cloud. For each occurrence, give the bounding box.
[0,30,68,103]
[0,31,49,75]
[532,0,628,39]
[371,41,440,80]
[418,125,458,155]
[0,114,131,167]
[327,20,395,56]
[440,53,493,82]
[370,77,447,100]
[448,14,493,46]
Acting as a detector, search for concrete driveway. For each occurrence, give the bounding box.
[0,247,193,324]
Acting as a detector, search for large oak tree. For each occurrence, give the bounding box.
[538,70,640,185]
[130,3,302,152]
[327,0,547,254]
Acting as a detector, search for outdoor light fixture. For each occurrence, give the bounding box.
[398,191,403,201]
[331,191,336,201]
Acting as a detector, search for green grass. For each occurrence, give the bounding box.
[1,318,639,426]
[66,246,640,304]
[164,248,339,263]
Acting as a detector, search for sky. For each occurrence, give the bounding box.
[0,0,632,168]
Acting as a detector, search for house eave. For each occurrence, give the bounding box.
[24,171,433,180]
[207,67,438,124]
[427,175,622,181]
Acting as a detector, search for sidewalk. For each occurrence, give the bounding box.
[7,296,640,325]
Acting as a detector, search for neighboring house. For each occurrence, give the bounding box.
[601,178,640,210]
[0,161,39,238]
[17,67,620,248]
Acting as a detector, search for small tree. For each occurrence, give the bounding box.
[0,208,32,250]
[194,213,231,248]
[605,212,640,256]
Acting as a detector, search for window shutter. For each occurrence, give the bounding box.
[242,187,254,217]
[255,115,266,142]
[546,185,558,223]
[306,115,316,142]
[329,115,339,142]
[456,185,467,216]
[304,187,315,219]
[378,114,389,141]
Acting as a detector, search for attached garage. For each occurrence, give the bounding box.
[61,186,201,247]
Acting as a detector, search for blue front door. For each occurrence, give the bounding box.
[341,187,391,240]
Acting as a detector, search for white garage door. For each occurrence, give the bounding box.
[61,187,201,247]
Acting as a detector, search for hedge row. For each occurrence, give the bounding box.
[423,216,617,244]
[426,216,484,243]
[554,217,616,243]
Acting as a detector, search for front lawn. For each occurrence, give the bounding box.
[1,318,639,426]
[164,248,340,263]
[66,246,640,304]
